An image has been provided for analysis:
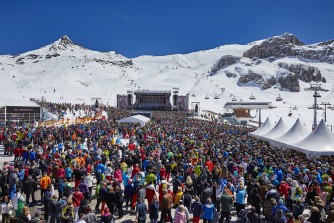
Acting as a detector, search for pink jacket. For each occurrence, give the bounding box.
[174,212,186,223]
[114,170,122,182]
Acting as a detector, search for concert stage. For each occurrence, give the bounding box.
[134,90,171,110]
[117,90,189,111]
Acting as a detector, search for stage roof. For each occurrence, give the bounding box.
[134,90,171,94]
[224,102,271,109]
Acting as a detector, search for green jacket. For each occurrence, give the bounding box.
[220,194,233,213]
[145,173,156,184]
[95,183,101,198]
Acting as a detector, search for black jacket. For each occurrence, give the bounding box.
[23,178,37,194]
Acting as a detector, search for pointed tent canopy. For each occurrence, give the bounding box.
[274,118,310,144]
[290,120,334,156]
[261,117,289,140]
[117,115,150,127]
[249,117,274,138]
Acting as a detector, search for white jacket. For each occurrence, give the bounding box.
[85,175,94,187]
[0,202,13,214]
[12,193,25,210]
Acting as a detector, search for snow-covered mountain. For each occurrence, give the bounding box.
[1,33,334,129]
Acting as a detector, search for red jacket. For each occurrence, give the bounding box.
[114,170,122,182]
[205,160,214,172]
[57,168,65,178]
[146,185,156,204]
[131,166,140,178]
[278,183,290,198]
[160,168,166,179]
[13,147,21,156]
[72,191,84,207]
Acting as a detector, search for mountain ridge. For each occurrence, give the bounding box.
[0,33,334,129]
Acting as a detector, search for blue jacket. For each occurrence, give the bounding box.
[95,163,105,174]
[202,203,215,220]
[18,169,25,181]
[191,201,203,217]
[236,189,246,204]
[272,204,288,221]
[124,184,134,196]
[29,151,36,160]
[276,169,284,183]
[65,167,73,178]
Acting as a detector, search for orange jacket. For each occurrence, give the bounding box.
[40,176,51,189]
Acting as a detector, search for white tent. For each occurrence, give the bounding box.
[249,117,274,138]
[261,117,289,140]
[117,115,150,127]
[274,118,310,144]
[269,118,310,148]
[290,120,334,157]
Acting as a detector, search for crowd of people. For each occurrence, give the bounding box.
[0,103,334,223]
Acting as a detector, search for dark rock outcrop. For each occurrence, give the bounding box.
[277,71,300,92]
[277,62,324,83]
[243,33,334,64]
[210,55,240,75]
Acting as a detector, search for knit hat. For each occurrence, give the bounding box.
[278,199,283,205]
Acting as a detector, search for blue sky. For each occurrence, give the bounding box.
[0,0,333,58]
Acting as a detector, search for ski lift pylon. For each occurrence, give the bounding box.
[276,94,283,101]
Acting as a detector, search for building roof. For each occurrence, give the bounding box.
[134,90,171,95]
[0,99,39,107]
[224,102,271,109]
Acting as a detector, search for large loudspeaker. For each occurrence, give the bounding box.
[95,100,99,109]
[195,104,198,113]
[128,94,132,105]
[173,94,178,106]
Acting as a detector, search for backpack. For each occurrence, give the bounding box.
[236,216,250,223]
[275,207,284,222]
[295,186,302,197]
[56,200,67,216]
[213,166,220,177]
[64,183,72,197]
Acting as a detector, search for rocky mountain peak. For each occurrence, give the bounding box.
[59,35,73,45]
[279,32,305,46]
[48,35,78,51]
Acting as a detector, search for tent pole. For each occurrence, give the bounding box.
[258,109,261,127]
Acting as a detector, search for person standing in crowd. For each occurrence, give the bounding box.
[248,187,263,216]
[202,198,215,223]
[191,196,203,223]
[149,195,159,223]
[40,172,51,201]
[124,179,134,210]
[49,194,58,223]
[72,187,84,221]
[23,175,37,206]
[43,185,52,222]
[0,196,12,223]
[78,177,89,200]
[115,186,124,219]
[235,183,247,215]
[85,172,94,202]
[219,188,233,223]
[73,166,82,188]
[272,198,288,223]
[19,205,32,222]
[159,189,173,223]
[56,196,67,223]
[174,204,187,223]
[83,206,98,223]
[136,197,147,223]
[65,165,73,182]
[8,169,19,200]
[12,188,25,218]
